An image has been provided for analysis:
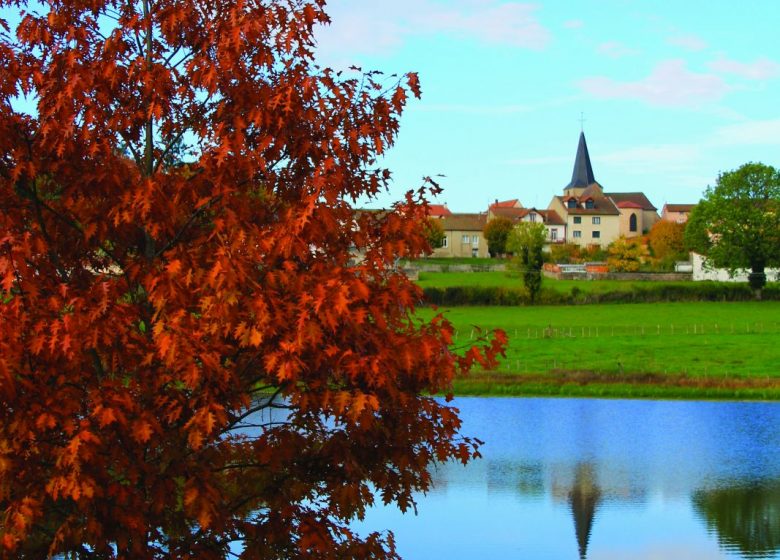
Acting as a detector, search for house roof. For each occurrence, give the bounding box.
[428,204,452,217]
[489,199,522,210]
[441,213,487,232]
[490,207,527,220]
[566,132,596,189]
[663,203,696,213]
[538,209,565,225]
[555,195,620,216]
[606,192,657,211]
[616,201,643,209]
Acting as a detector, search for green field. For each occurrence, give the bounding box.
[417,270,689,293]
[416,302,780,399]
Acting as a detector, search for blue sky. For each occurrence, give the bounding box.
[314,0,780,212]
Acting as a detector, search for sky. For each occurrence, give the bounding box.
[313,0,780,213]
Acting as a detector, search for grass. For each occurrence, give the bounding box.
[417,270,693,292]
[415,302,780,399]
[406,257,505,267]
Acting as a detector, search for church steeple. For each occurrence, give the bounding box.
[567,131,596,189]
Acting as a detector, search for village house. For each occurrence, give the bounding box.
[661,203,696,223]
[432,213,489,258]
[547,132,659,247]
[488,200,566,245]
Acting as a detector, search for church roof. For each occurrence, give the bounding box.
[567,132,596,189]
[607,192,657,211]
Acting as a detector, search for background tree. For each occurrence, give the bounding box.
[685,162,780,297]
[648,220,687,264]
[483,217,514,257]
[607,236,644,272]
[507,222,546,303]
[0,1,505,557]
[422,216,446,249]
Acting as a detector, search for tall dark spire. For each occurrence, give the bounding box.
[567,131,596,189]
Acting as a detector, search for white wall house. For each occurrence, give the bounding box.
[691,253,780,282]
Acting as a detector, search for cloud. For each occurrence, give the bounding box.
[712,118,780,146]
[707,56,780,80]
[578,60,731,107]
[564,19,584,29]
[315,1,550,60]
[666,33,708,51]
[600,144,701,172]
[597,41,640,59]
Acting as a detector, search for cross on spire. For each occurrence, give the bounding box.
[579,112,586,132]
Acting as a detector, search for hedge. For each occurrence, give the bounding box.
[421,282,780,306]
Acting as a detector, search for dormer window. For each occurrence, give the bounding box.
[567,199,577,209]
[585,199,595,209]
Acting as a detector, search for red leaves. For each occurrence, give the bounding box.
[0,0,506,557]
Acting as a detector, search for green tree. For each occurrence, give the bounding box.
[483,217,514,257]
[607,236,644,272]
[507,222,547,303]
[685,162,780,297]
[423,217,446,249]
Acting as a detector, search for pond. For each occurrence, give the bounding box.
[357,398,780,559]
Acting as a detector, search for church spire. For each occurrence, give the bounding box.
[567,131,596,189]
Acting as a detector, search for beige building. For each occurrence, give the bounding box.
[661,203,696,223]
[548,132,659,247]
[432,213,489,258]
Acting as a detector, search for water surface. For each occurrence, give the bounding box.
[358,398,780,559]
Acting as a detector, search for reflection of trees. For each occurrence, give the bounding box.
[569,463,602,560]
[693,480,780,558]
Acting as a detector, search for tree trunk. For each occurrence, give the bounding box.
[748,265,766,300]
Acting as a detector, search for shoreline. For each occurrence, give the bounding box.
[452,369,780,400]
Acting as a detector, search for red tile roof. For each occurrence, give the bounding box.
[489,199,521,210]
[616,201,643,209]
[428,204,452,217]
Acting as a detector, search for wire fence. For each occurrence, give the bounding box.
[453,322,780,341]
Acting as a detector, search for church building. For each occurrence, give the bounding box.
[548,132,658,247]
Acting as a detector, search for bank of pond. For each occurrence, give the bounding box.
[415,302,780,400]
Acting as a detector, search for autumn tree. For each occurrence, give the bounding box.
[422,216,446,249]
[482,217,513,257]
[685,162,780,297]
[0,1,505,558]
[607,236,644,272]
[648,220,687,264]
[507,222,546,303]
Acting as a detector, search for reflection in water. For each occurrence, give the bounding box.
[568,464,601,560]
[356,398,780,559]
[693,480,780,559]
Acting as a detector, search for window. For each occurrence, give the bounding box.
[629,213,638,232]
[585,199,594,209]
[550,229,557,241]
[472,235,479,244]
[462,234,470,243]
[592,217,601,225]
[442,236,448,248]
[592,231,601,239]
[573,230,582,238]
[529,213,536,222]
[567,199,577,209]
[573,216,581,224]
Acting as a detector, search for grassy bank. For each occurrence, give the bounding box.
[417,302,780,399]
